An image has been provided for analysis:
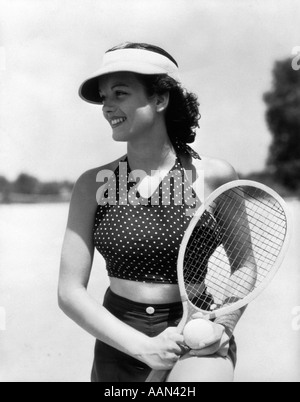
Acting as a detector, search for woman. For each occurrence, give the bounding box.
[58,42,243,382]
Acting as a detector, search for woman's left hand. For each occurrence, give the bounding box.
[187,313,230,357]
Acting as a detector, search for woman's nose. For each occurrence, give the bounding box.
[102,101,117,117]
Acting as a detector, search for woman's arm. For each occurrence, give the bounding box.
[189,158,246,356]
[58,168,184,370]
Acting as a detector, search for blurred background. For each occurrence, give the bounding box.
[0,0,299,382]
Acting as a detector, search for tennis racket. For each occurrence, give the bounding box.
[146,180,291,382]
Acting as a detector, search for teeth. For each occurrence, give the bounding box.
[111,117,126,125]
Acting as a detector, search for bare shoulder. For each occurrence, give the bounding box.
[70,155,125,208]
[65,155,125,233]
[197,155,239,191]
[74,156,125,194]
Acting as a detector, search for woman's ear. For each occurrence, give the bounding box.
[155,92,169,113]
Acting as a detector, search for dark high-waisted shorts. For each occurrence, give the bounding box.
[91,288,237,382]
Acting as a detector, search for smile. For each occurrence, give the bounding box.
[110,117,127,127]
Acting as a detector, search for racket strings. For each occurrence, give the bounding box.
[183,186,287,311]
[188,190,285,304]
[216,189,285,293]
[216,192,284,265]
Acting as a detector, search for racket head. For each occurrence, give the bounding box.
[177,180,291,327]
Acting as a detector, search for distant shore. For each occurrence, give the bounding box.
[1,189,299,206]
[0,173,74,205]
[1,172,299,205]
[0,192,72,205]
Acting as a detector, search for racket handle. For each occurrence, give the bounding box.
[146,369,170,382]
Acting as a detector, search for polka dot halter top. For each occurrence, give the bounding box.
[93,154,222,284]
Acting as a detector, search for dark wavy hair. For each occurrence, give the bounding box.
[106,43,201,150]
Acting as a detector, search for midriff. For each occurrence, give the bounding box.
[110,277,181,304]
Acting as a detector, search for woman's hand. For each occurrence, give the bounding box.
[140,327,187,370]
[187,314,230,358]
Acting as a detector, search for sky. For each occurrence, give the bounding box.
[0,0,300,181]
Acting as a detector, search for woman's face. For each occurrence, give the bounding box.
[98,72,158,143]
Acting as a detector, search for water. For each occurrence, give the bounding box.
[0,202,299,382]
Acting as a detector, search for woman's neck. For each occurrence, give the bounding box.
[126,117,177,174]
[127,138,176,175]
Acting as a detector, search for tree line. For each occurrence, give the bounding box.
[0,173,74,203]
[262,56,300,194]
[238,56,300,198]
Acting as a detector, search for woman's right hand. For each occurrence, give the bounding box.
[139,327,186,370]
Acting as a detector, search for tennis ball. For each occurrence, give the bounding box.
[183,319,215,349]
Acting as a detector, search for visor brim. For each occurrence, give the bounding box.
[79,63,179,104]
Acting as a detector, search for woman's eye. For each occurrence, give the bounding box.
[115,91,127,97]
[99,91,127,104]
